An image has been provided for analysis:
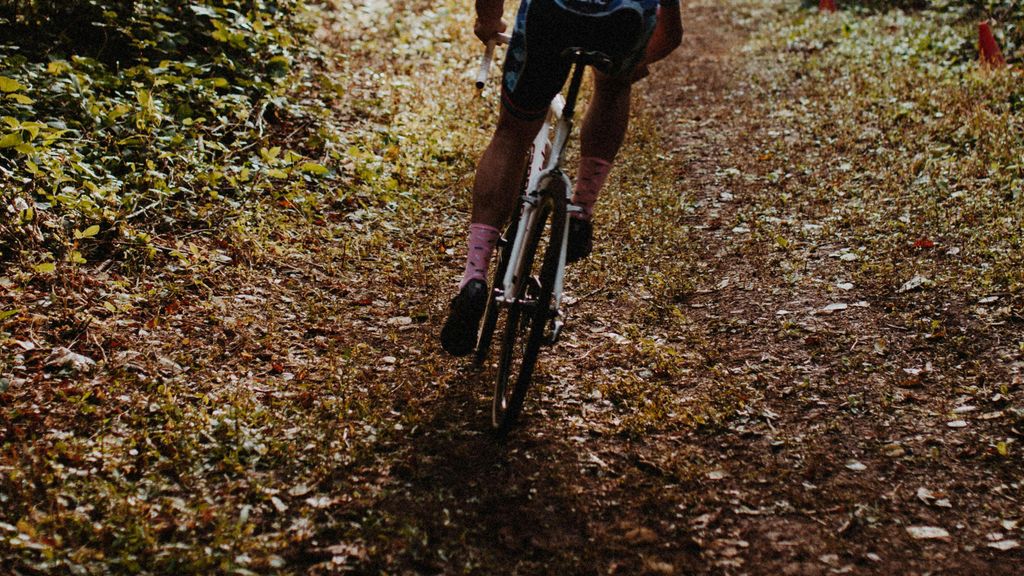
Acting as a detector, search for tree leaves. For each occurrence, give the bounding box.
[74,225,100,239]
[0,76,25,93]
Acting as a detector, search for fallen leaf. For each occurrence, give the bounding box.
[906,526,949,540]
[898,275,932,293]
[323,542,366,560]
[624,526,659,544]
[643,558,675,575]
[819,302,848,314]
[883,443,905,457]
[288,484,312,497]
[916,487,935,504]
[44,347,96,372]
[987,540,1019,551]
[305,495,333,509]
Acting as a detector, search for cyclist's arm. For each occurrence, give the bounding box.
[645,1,683,66]
[632,1,682,81]
[474,0,507,44]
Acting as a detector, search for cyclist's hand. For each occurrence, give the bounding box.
[474,17,507,44]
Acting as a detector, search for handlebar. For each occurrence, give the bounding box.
[475,33,512,89]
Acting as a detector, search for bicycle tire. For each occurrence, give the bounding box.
[492,178,567,431]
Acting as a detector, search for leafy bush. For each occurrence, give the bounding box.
[933,1,1023,60]
[822,0,1023,61]
[0,1,136,64]
[0,1,300,69]
[0,0,332,268]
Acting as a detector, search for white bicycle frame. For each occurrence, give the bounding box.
[477,35,581,340]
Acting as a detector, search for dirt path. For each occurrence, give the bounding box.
[345,1,1022,574]
[3,1,1020,574]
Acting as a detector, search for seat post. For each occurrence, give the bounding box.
[560,59,588,124]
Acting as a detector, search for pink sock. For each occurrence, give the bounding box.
[459,223,500,289]
[572,156,612,220]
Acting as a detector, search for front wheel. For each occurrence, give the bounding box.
[492,179,566,432]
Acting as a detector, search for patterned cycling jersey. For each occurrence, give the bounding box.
[555,0,676,16]
[501,0,673,120]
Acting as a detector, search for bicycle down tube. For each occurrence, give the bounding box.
[500,107,571,305]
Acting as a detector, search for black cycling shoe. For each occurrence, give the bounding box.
[566,217,593,264]
[440,279,489,356]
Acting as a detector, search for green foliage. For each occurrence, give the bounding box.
[0,0,336,269]
[768,9,1024,296]
[0,1,300,68]
[816,0,1023,61]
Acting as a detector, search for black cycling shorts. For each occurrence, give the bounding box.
[501,0,671,120]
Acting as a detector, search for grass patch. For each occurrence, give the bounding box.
[752,5,1023,299]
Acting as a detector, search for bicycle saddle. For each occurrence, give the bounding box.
[559,47,614,73]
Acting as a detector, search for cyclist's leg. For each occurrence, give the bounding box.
[571,1,657,218]
[574,72,633,219]
[564,6,655,263]
[442,0,571,356]
[564,72,630,264]
[459,0,571,286]
[470,110,546,232]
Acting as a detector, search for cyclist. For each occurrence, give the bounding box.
[441,0,683,356]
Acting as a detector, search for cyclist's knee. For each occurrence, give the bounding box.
[493,108,545,146]
[593,69,633,94]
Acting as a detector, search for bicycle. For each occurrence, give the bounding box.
[472,34,615,432]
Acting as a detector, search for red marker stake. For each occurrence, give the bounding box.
[819,0,837,13]
[979,21,1006,68]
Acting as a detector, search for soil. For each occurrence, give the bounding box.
[345,2,1023,574]
[3,1,1021,574]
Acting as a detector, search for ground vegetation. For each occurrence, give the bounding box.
[1,0,1021,573]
